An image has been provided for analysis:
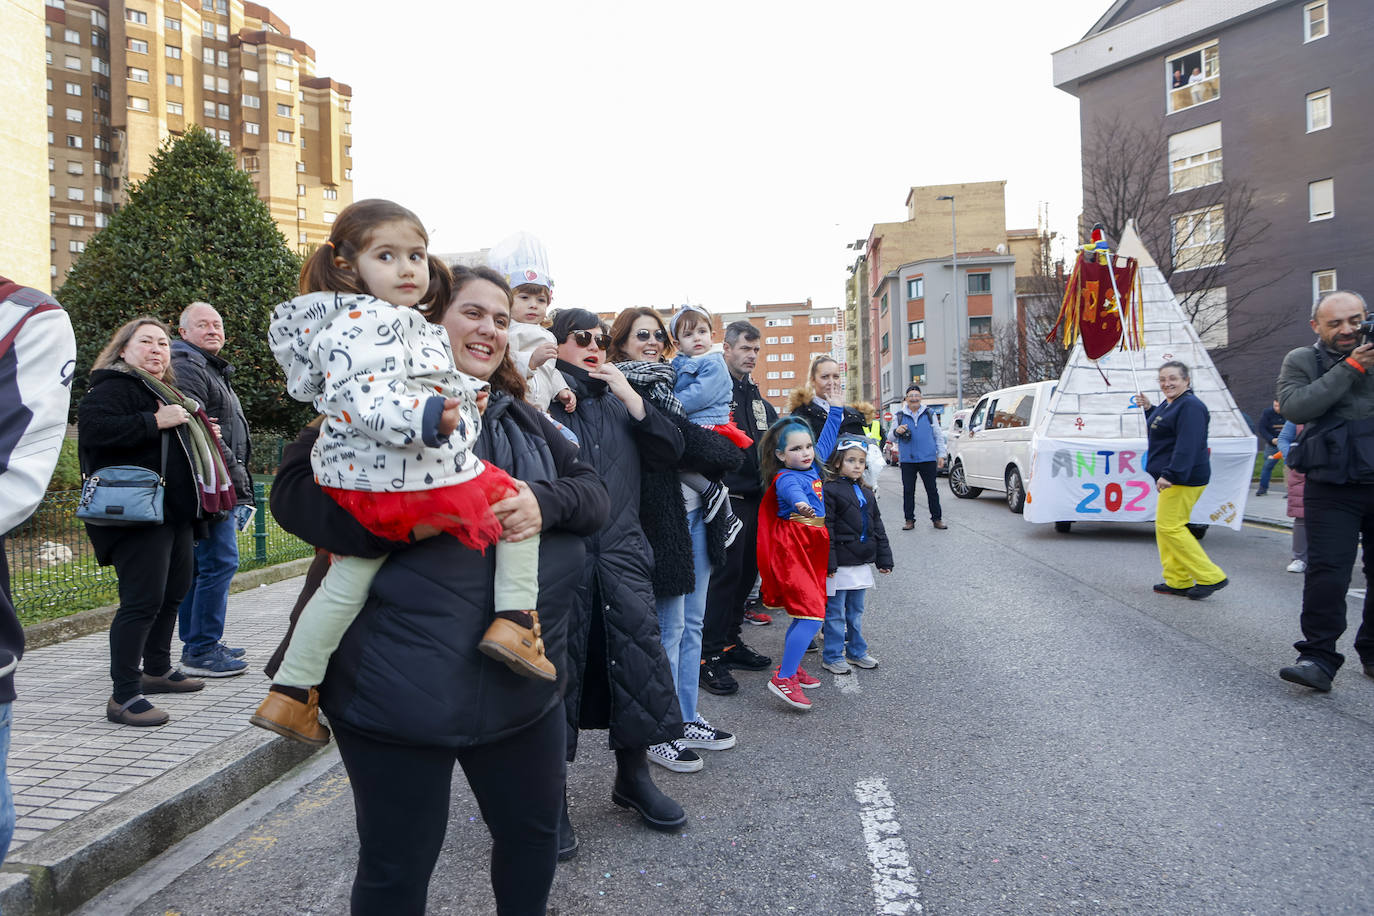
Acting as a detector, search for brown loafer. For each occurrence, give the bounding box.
[106,696,169,727]
[902,520,915,530]
[932,519,948,530]
[479,611,558,682]
[250,687,331,746]
[141,670,205,694]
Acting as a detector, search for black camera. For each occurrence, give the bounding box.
[1362,319,1374,344]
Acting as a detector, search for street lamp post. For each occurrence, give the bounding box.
[937,195,962,408]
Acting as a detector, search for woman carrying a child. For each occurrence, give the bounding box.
[608,306,743,775]
[268,262,608,915]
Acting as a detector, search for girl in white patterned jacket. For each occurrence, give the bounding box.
[252,200,551,746]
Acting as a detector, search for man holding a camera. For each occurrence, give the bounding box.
[1276,289,1374,691]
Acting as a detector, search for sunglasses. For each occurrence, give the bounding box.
[568,329,611,350]
[633,329,668,343]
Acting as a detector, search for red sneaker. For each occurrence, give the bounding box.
[794,666,821,689]
[767,673,812,710]
[744,609,772,626]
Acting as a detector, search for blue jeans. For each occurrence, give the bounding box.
[1256,453,1279,492]
[654,506,710,725]
[0,702,13,866]
[177,515,239,657]
[822,588,868,663]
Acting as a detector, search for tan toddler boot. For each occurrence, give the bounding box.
[479,611,557,682]
[250,686,331,746]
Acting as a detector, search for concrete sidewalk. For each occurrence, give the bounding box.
[1242,482,1293,529]
[0,574,322,916]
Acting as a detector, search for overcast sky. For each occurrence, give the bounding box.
[274,0,1106,314]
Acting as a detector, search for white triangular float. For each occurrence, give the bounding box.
[1024,220,1256,530]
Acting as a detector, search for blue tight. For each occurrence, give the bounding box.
[778,618,823,679]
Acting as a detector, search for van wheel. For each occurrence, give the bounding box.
[1005,467,1026,514]
[948,460,983,499]
[1186,523,1208,540]
[1054,521,1073,533]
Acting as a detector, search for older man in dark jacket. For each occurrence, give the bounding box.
[171,302,252,677]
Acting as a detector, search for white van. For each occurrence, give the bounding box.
[946,380,1057,513]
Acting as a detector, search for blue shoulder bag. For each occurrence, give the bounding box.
[76,433,168,526]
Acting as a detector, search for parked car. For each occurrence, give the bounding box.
[947,380,1057,513]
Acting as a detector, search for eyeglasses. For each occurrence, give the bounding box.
[568,329,611,350]
[633,329,668,343]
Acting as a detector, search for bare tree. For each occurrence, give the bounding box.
[1081,114,1286,359]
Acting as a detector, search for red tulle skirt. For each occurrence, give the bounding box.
[756,482,829,620]
[709,421,754,448]
[322,463,517,552]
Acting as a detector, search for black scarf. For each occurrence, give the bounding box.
[613,360,685,417]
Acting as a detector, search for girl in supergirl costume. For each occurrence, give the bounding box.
[252,199,551,747]
[757,417,829,711]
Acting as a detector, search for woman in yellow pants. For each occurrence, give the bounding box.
[1137,361,1229,599]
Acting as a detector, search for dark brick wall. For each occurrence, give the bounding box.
[1075,1,1374,416]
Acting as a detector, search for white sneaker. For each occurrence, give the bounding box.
[680,716,736,751]
[647,739,704,773]
[821,659,852,675]
[1286,559,1307,573]
[846,654,879,669]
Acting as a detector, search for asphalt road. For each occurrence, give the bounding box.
[81,480,1374,916]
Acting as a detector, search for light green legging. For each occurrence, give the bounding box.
[273,534,541,688]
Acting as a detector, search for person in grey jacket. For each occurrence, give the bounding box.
[1276,289,1374,692]
[171,303,253,677]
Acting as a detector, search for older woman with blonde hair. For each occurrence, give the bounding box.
[78,316,235,726]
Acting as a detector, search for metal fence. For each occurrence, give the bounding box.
[4,480,312,625]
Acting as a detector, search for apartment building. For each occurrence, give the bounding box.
[1053,0,1373,413]
[3,0,53,292]
[714,300,840,412]
[44,0,353,284]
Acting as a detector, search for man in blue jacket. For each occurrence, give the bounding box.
[888,385,948,530]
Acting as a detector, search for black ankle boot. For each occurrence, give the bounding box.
[612,747,687,832]
[558,790,579,861]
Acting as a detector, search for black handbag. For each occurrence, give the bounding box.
[76,433,168,526]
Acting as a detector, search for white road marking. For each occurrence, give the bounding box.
[854,777,923,914]
[835,671,861,694]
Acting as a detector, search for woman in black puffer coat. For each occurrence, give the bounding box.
[788,355,872,463]
[549,308,688,854]
[268,266,608,916]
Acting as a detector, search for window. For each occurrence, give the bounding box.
[64,27,80,43]
[215,103,228,119]
[1306,89,1331,132]
[127,38,148,54]
[217,76,230,93]
[881,332,890,353]
[344,168,352,180]
[766,371,780,380]
[48,158,54,172]
[910,363,926,384]
[1312,270,1338,302]
[129,96,149,112]
[880,293,889,315]
[244,69,259,83]
[781,371,795,379]
[92,58,109,76]
[64,81,80,96]
[242,155,259,172]
[1190,287,1229,348]
[779,335,793,344]
[127,67,149,83]
[277,129,293,143]
[1304,1,1328,41]
[66,134,82,148]
[165,45,180,59]
[767,388,782,398]
[202,48,215,65]
[47,104,53,118]
[275,77,292,92]
[167,100,183,115]
[125,9,147,24]
[65,55,82,71]
[969,361,993,381]
[167,73,182,87]
[1309,179,1334,221]
[1166,40,1219,113]
[297,183,306,196]
[244,121,259,134]
[202,21,215,38]
[967,273,992,294]
[322,212,337,225]
[809,334,822,342]
[780,353,794,362]
[323,188,337,200]
[205,77,219,93]
[65,161,82,174]
[277,103,292,117]
[275,51,293,65]
[296,207,307,219]
[204,101,216,119]
[968,316,992,336]
[69,240,86,253]
[165,17,180,30]
[809,315,830,325]
[765,336,778,344]
[1171,205,1225,269]
[95,213,107,228]
[92,161,104,176]
[243,94,261,108]
[67,187,84,201]
[297,161,307,172]
[217,50,228,67]
[65,107,81,121]
[1168,121,1222,191]
[988,393,1035,430]
[764,318,792,327]
[908,320,925,341]
[766,354,779,362]
[906,277,923,299]
[216,24,229,41]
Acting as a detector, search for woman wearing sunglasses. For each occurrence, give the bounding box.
[607,308,744,773]
[548,308,689,857]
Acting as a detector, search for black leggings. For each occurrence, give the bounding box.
[332,704,566,916]
[107,522,193,702]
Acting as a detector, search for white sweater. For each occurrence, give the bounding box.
[268,291,483,492]
[507,321,567,412]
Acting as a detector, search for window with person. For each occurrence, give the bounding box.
[1167,41,1219,113]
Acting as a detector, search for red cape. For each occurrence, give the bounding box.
[756,481,830,620]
